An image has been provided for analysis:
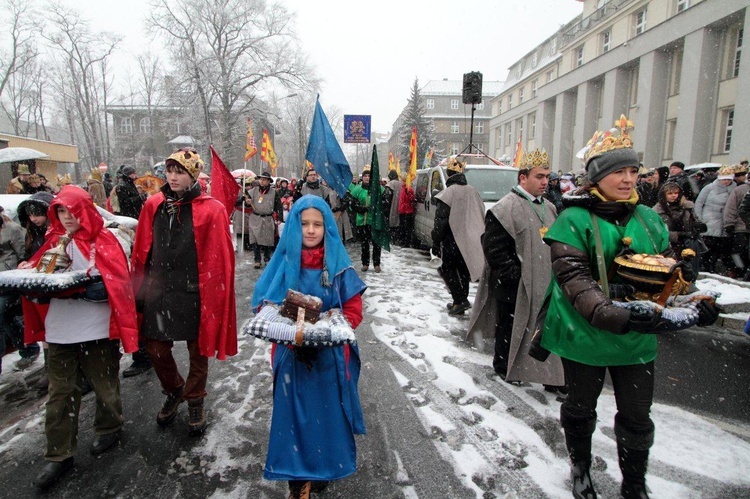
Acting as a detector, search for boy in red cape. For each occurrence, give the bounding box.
[131,147,237,436]
[22,185,139,490]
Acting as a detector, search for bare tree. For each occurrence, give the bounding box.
[0,0,37,100]
[44,3,120,170]
[148,0,318,165]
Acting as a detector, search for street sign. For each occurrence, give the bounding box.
[344,115,371,143]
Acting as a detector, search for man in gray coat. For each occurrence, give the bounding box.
[467,149,564,387]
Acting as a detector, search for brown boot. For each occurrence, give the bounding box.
[288,481,311,499]
[156,386,184,426]
[187,398,207,436]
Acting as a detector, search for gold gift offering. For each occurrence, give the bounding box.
[613,238,695,305]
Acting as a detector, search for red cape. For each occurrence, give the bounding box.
[132,191,237,359]
[23,186,139,353]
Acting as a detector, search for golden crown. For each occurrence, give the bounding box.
[446,157,465,173]
[518,149,550,169]
[733,163,749,175]
[581,115,635,164]
[717,165,734,177]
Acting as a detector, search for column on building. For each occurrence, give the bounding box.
[573,80,601,155]
[552,91,577,172]
[538,98,556,157]
[732,7,750,161]
[635,50,670,167]
[673,27,722,163]
[600,67,631,128]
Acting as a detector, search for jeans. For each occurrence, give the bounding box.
[146,338,208,401]
[45,339,123,461]
[560,358,655,463]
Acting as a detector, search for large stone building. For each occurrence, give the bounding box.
[390,79,504,165]
[491,0,750,172]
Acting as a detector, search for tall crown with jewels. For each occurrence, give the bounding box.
[580,115,635,164]
[519,149,550,169]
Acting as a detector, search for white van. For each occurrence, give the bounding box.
[412,162,518,248]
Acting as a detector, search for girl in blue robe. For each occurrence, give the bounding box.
[251,195,367,498]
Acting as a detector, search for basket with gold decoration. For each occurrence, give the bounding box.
[613,237,696,306]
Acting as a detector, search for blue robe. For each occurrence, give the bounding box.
[264,266,366,481]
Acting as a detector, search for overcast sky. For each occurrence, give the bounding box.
[66,0,583,134]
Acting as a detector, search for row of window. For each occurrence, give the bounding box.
[499,113,538,147]
[446,143,484,155]
[448,121,485,134]
[425,98,485,111]
[120,117,151,134]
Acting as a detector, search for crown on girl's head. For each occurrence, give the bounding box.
[580,115,635,164]
[518,149,550,169]
[446,157,465,173]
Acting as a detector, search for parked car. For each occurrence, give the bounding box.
[412,162,517,248]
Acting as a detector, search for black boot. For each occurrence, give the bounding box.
[571,460,597,499]
[618,445,650,499]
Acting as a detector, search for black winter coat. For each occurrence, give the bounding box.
[431,173,466,262]
[115,176,144,219]
[482,209,521,303]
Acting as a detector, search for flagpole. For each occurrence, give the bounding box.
[240,160,247,254]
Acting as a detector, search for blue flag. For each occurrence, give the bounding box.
[305,97,352,198]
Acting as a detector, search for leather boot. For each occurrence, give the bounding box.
[571,460,597,499]
[288,480,311,499]
[156,386,184,426]
[618,444,650,499]
[187,398,207,435]
[621,480,650,499]
[34,457,74,489]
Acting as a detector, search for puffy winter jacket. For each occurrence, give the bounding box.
[694,179,734,237]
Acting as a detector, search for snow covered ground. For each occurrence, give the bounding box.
[362,247,750,498]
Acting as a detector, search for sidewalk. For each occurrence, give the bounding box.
[696,273,750,331]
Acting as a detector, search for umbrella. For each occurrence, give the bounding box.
[0,147,49,163]
[685,162,722,171]
[231,169,256,179]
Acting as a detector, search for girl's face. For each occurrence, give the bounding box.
[56,205,81,234]
[301,208,324,248]
[665,189,680,203]
[29,214,47,227]
[596,166,638,201]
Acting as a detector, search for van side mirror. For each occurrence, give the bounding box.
[431,189,440,205]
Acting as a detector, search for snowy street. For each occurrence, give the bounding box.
[1,245,750,498]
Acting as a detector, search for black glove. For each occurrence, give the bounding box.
[295,181,304,192]
[294,346,319,371]
[696,300,721,327]
[725,225,735,235]
[627,308,663,333]
[609,283,635,300]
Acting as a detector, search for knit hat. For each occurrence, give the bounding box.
[165,148,203,179]
[579,115,639,184]
[17,163,30,175]
[121,165,137,177]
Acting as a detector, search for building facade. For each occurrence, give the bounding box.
[390,79,504,165]
[491,0,750,172]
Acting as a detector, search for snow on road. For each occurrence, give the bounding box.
[363,247,750,498]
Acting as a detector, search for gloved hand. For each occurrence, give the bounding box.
[627,308,663,333]
[695,300,721,327]
[609,283,635,300]
[622,301,699,333]
[725,225,735,235]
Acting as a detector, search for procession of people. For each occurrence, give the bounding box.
[0,117,739,499]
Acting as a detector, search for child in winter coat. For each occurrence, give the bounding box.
[251,195,367,499]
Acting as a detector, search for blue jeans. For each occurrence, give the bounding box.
[0,293,39,361]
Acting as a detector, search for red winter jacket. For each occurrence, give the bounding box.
[23,186,139,353]
[398,185,416,215]
[132,190,238,359]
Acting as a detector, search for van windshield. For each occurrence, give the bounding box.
[464,169,517,202]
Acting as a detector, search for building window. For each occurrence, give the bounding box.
[724,109,735,153]
[495,127,503,149]
[139,117,151,134]
[120,117,133,134]
[477,101,485,110]
[450,99,459,110]
[426,98,435,109]
[629,67,639,107]
[547,70,554,83]
[450,143,459,155]
[532,79,538,98]
[531,52,538,68]
[734,28,743,78]
[575,45,584,67]
[451,121,459,134]
[669,48,683,95]
[507,124,512,145]
[508,94,513,110]
[664,119,677,160]
[476,122,484,134]
[551,38,557,55]
[519,87,525,104]
[529,113,537,139]
[516,62,524,79]
[476,143,484,152]
[516,119,524,139]
[602,30,611,54]
[634,9,647,36]
[676,0,690,13]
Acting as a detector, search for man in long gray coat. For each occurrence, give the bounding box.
[467,149,564,387]
[385,170,402,243]
[246,172,283,269]
[431,157,485,316]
